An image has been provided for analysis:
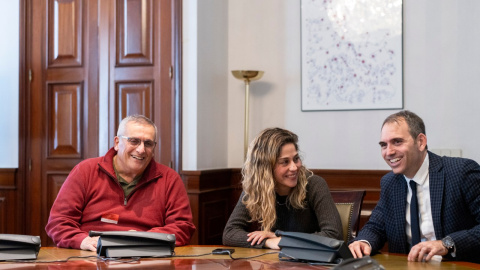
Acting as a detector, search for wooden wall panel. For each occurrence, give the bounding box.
[47,83,82,158]
[188,190,231,244]
[311,169,386,232]
[116,0,153,66]
[311,169,385,213]
[201,196,230,244]
[0,169,16,189]
[181,169,238,245]
[48,0,82,67]
[0,190,18,234]
[115,82,153,127]
[0,169,18,234]
[0,196,5,233]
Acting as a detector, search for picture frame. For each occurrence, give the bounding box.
[301,0,403,111]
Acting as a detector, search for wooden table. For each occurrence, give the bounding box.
[1,246,480,269]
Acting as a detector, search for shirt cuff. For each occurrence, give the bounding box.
[358,239,372,249]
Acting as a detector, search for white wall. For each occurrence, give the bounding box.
[3,1,478,170]
[184,0,480,170]
[183,0,229,170]
[0,1,19,168]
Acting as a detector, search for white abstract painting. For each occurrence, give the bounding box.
[301,0,403,111]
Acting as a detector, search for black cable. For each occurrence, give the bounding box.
[3,250,281,263]
[2,255,99,263]
[3,255,146,264]
[172,250,280,260]
[172,252,215,257]
[97,256,142,263]
[228,251,280,260]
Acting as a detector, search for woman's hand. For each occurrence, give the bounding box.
[265,237,281,249]
[247,231,277,246]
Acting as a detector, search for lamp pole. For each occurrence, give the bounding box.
[231,70,264,159]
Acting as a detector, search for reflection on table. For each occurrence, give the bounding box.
[1,246,479,269]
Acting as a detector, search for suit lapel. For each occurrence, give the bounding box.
[392,174,408,252]
[428,152,445,238]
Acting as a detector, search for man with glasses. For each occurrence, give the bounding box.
[46,115,195,251]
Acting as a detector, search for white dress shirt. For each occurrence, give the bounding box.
[404,153,436,245]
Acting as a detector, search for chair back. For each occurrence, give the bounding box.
[330,190,366,242]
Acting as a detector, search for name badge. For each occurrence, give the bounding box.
[101,213,119,224]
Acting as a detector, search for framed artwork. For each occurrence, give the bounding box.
[301,0,403,111]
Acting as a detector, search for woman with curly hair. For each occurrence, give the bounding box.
[222,127,342,249]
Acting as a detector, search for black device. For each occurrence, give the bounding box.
[212,248,235,255]
[0,234,41,260]
[332,256,385,270]
[89,231,176,258]
[276,230,353,264]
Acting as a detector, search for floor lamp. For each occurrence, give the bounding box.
[231,70,264,159]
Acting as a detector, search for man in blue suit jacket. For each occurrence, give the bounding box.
[349,111,480,263]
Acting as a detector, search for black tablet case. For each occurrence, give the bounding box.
[89,231,176,258]
[276,230,353,263]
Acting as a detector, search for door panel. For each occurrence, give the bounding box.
[47,83,82,157]
[47,0,82,67]
[116,82,153,121]
[116,0,153,66]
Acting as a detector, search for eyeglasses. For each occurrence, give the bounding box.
[119,136,157,149]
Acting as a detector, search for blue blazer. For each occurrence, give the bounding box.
[355,151,480,263]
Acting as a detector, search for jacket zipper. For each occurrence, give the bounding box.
[98,163,159,206]
[123,179,155,206]
[100,166,131,206]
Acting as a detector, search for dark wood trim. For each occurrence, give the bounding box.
[0,168,19,234]
[173,0,182,172]
[0,169,17,189]
[17,0,27,235]
[310,169,387,211]
[181,169,241,244]
[182,169,237,191]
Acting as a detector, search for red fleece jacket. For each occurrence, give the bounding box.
[45,147,195,248]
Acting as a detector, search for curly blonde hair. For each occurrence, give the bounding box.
[241,128,309,232]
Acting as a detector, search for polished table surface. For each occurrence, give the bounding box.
[1,246,480,269]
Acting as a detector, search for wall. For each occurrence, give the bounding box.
[2,1,480,171]
[183,0,480,170]
[0,1,19,168]
[183,0,229,170]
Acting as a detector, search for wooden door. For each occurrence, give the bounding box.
[25,0,99,247]
[106,0,175,167]
[23,0,178,247]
